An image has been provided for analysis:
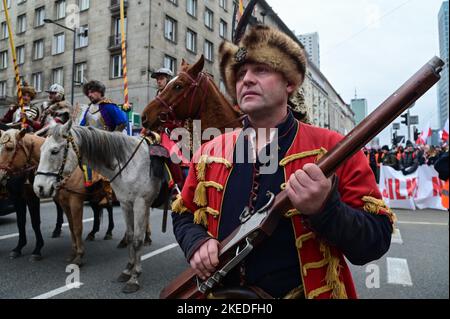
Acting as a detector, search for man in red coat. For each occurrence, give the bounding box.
[171,25,394,299]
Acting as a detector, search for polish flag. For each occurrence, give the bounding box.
[416,121,432,145]
[442,118,449,142]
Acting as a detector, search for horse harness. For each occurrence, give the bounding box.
[0,134,37,178]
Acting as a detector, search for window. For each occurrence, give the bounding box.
[32,72,43,92]
[0,50,8,69]
[219,0,227,10]
[16,45,25,65]
[75,62,87,84]
[33,39,44,60]
[17,14,27,34]
[76,25,88,48]
[0,21,8,40]
[111,54,123,78]
[186,29,197,53]
[164,55,176,74]
[219,19,227,39]
[112,17,127,44]
[187,0,197,17]
[79,0,89,11]
[204,8,213,30]
[55,0,66,20]
[52,33,65,55]
[204,40,213,62]
[0,81,7,98]
[52,67,64,86]
[164,16,177,42]
[35,7,45,27]
[1,0,11,11]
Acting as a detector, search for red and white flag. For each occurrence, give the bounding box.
[416,121,432,145]
[442,118,449,142]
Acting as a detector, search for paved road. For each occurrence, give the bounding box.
[0,203,448,299]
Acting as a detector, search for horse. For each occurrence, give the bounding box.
[33,121,163,293]
[0,129,43,261]
[0,129,115,265]
[141,55,243,134]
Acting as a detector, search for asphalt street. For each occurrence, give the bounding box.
[0,202,448,299]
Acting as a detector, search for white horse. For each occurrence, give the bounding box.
[33,120,163,293]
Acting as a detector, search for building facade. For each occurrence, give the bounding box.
[1,0,354,133]
[297,32,320,69]
[437,0,449,129]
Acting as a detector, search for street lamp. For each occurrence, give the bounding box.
[44,18,76,106]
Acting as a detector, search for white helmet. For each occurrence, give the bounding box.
[151,68,174,79]
[46,83,65,95]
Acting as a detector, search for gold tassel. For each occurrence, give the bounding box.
[325,254,348,299]
[280,147,328,167]
[196,155,232,182]
[362,196,396,225]
[171,195,188,214]
[193,207,220,227]
[193,181,224,207]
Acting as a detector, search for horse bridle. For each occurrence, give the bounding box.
[36,132,83,183]
[0,135,36,177]
[155,71,211,129]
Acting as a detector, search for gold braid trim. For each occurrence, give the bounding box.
[307,285,333,299]
[171,195,188,214]
[279,147,328,167]
[302,242,348,299]
[285,209,302,218]
[295,232,315,249]
[194,207,220,227]
[193,181,224,207]
[196,155,232,182]
[362,196,396,225]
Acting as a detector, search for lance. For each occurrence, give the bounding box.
[120,0,130,112]
[2,0,25,127]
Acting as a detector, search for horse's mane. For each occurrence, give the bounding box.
[51,125,139,170]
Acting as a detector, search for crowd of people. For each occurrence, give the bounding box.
[364,141,449,183]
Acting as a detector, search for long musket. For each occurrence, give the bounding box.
[160,57,445,299]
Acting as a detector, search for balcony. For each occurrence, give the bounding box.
[110,0,128,14]
[108,34,126,52]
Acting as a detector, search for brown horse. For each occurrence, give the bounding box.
[141,55,243,134]
[0,129,114,265]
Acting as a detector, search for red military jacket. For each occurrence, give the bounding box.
[173,121,394,299]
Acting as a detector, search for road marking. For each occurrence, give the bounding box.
[142,243,179,261]
[397,221,448,226]
[386,257,413,286]
[0,218,95,241]
[391,228,403,244]
[31,282,84,299]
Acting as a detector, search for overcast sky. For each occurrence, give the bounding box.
[266,0,446,145]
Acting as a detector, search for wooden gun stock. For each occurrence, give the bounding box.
[160,56,444,299]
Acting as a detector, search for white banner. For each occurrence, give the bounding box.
[379,165,445,211]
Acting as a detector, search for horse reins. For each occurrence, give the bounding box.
[155,71,210,129]
[0,136,37,177]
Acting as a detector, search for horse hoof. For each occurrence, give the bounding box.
[104,233,113,240]
[9,250,22,259]
[117,273,132,283]
[116,241,127,249]
[51,229,62,238]
[122,283,140,294]
[72,256,84,267]
[85,233,95,241]
[29,254,43,262]
[144,238,152,246]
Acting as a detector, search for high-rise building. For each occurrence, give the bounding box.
[351,98,368,125]
[297,32,320,68]
[438,1,449,129]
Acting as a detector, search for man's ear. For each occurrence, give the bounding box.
[286,82,296,95]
